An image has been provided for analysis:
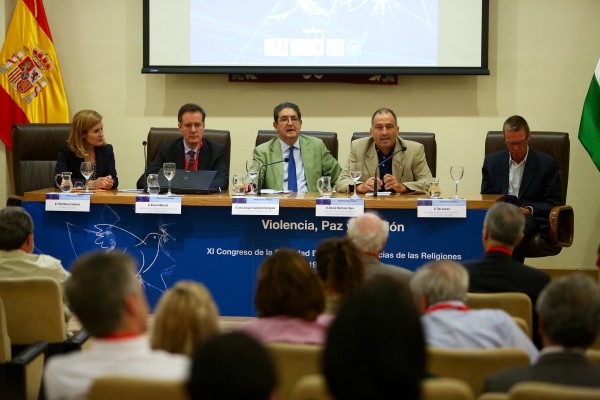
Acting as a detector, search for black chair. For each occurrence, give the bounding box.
[351,132,437,176]
[484,131,574,258]
[255,130,338,160]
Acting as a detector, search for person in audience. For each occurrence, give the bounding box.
[335,107,431,194]
[187,332,277,400]
[55,109,118,189]
[481,115,562,262]
[151,280,219,356]
[252,102,341,192]
[483,273,600,393]
[346,212,413,283]
[136,103,229,190]
[410,260,538,362]
[237,249,332,344]
[324,275,426,400]
[315,237,365,314]
[0,206,71,322]
[44,252,189,400]
[463,202,550,348]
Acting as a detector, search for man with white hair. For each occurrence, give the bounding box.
[410,260,538,362]
[346,212,412,283]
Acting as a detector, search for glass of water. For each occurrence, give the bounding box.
[163,162,176,195]
[246,160,261,195]
[450,165,464,199]
[349,162,362,199]
[80,161,94,192]
[147,174,160,195]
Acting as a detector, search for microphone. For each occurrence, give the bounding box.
[257,158,289,195]
[373,145,406,197]
[142,141,148,192]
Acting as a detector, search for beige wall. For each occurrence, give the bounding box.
[1,0,599,269]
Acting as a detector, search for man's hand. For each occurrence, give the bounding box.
[383,174,409,193]
[357,177,382,193]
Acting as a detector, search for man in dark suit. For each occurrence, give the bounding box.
[483,273,600,393]
[481,115,562,262]
[136,103,229,190]
[463,202,550,348]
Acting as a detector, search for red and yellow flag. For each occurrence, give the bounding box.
[0,0,69,150]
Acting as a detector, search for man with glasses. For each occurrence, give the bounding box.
[136,103,229,190]
[481,115,562,262]
[252,102,340,192]
[336,107,432,194]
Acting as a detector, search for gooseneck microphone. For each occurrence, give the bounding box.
[142,141,148,192]
[373,146,407,197]
[257,158,289,195]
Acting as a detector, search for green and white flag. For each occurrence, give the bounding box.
[579,58,600,172]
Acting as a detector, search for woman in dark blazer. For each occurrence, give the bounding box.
[55,110,118,189]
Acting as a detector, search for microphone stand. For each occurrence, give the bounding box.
[256,158,289,195]
[142,141,148,193]
[373,146,406,197]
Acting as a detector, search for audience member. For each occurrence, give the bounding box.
[0,206,71,322]
[252,102,341,192]
[324,275,426,400]
[44,252,189,400]
[55,109,118,189]
[346,212,413,283]
[187,332,277,400]
[335,107,431,194]
[315,237,365,314]
[237,249,332,344]
[481,115,562,262]
[137,103,229,190]
[410,260,538,362]
[463,202,550,348]
[484,273,600,393]
[151,280,219,356]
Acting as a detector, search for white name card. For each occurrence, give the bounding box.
[232,197,280,216]
[45,193,91,212]
[417,199,467,218]
[135,195,182,214]
[315,198,364,217]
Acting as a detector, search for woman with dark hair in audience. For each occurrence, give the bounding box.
[238,249,333,344]
[323,275,426,400]
[315,237,365,314]
[55,109,118,189]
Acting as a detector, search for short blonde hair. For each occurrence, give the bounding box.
[67,109,104,158]
[151,281,219,356]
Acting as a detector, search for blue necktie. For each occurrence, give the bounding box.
[288,146,297,192]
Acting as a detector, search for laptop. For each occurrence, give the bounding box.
[157,168,220,194]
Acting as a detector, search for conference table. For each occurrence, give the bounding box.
[23,189,501,316]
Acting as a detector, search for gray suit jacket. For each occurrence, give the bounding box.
[336,137,432,193]
[361,255,413,285]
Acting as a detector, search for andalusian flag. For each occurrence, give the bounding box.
[578,58,600,172]
[0,0,69,150]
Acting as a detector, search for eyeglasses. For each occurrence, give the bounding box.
[181,122,204,131]
[504,139,528,146]
[277,116,301,125]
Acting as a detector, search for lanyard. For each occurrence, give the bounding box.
[425,302,469,314]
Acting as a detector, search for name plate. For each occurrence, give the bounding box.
[135,195,182,214]
[232,197,280,216]
[315,198,364,217]
[45,193,91,212]
[417,199,467,218]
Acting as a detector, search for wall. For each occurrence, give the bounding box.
[1,0,599,269]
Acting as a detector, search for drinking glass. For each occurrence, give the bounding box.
[231,174,245,196]
[246,160,261,195]
[80,162,94,192]
[450,165,464,199]
[163,162,176,195]
[349,162,362,199]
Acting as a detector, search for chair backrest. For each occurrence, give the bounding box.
[422,377,475,400]
[484,131,570,202]
[0,299,11,362]
[511,317,530,338]
[256,130,339,160]
[87,376,187,400]
[351,132,437,175]
[466,292,533,336]
[289,374,333,400]
[0,278,66,344]
[509,381,600,400]
[266,342,323,400]
[585,349,600,367]
[426,347,530,396]
[11,123,71,196]
[146,127,231,168]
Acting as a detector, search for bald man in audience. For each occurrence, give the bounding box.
[44,252,189,400]
[410,260,538,362]
[346,212,412,284]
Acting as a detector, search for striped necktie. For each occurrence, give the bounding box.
[288,146,297,192]
[187,150,195,171]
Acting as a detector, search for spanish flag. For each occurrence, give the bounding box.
[0,0,69,150]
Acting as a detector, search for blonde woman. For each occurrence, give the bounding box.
[151,281,220,356]
[54,109,118,189]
